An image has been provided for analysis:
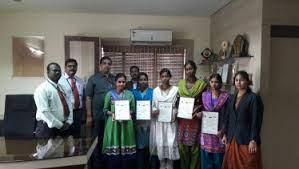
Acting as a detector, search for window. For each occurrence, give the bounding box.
[103,46,185,87]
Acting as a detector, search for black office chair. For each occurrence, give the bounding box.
[4,94,36,138]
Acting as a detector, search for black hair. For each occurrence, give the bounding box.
[139,72,148,80]
[209,73,223,89]
[47,62,60,72]
[184,60,197,72]
[65,58,78,66]
[115,73,127,82]
[233,70,250,85]
[100,56,112,64]
[130,66,140,72]
[159,68,172,78]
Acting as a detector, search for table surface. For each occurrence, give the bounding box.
[0,134,97,169]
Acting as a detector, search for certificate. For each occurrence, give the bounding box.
[201,111,219,135]
[158,102,173,123]
[136,100,151,120]
[177,97,194,119]
[114,100,130,120]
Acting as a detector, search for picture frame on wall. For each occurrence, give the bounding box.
[12,36,45,77]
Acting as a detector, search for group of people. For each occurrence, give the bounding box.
[34,57,263,169]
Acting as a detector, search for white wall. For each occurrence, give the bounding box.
[0,12,210,118]
[210,0,263,92]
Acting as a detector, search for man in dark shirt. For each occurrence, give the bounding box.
[125,65,140,90]
[85,56,115,169]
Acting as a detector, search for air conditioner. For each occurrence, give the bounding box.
[130,29,172,45]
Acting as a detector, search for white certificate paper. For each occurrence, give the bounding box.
[136,100,151,120]
[201,111,219,135]
[158,102,173,123]
[114,100,130,120]
[177,97,195,119]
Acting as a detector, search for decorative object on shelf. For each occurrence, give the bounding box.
[231,61,239,84]
[219,41,229,60]
[232,34,249,57]
[222,64,229,84]
[200,48,216,64]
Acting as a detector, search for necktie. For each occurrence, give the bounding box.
[71,78,80,109]
[57,86,70,117]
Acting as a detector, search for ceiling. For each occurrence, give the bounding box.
[0,0,232,17]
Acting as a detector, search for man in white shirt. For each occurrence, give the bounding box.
[34,62,73,138]
[59,59,85,137]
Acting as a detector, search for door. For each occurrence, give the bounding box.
[264,35,299,168]
[65,36,100,82]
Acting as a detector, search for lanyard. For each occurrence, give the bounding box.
[47,79,66,95]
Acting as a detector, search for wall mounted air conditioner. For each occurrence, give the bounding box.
[130,29,172,45]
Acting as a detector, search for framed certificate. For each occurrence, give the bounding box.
[114,100,130,120]
[201,111,219,135]
[177,97,195,119]
[158,102,173,123]
[136,100,151,120]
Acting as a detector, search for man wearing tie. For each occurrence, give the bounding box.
[59,59,85,137]
[34,62,73,138]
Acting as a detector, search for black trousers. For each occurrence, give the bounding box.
[90,119,106,169]
[35,121,71,139]
[72,108,83,137]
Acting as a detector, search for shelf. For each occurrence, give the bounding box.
[198,56,253,65]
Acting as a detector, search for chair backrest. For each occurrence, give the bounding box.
[4,94,36,138]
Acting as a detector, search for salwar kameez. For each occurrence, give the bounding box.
[200,90,229,169]
[102,90,136,169]
[150,86,180,169]
[177,79,206,169]
[133,88,154,169]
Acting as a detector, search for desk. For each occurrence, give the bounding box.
[0,135,97,169]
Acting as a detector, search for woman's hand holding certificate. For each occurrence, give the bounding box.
[114,100,131,120]
[136,100,151,120]
[158,102,173,122]
[177,97,195,119]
